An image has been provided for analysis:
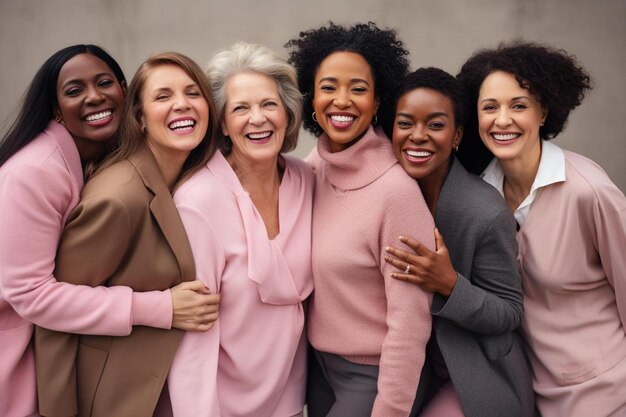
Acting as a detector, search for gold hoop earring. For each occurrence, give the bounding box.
[312,112,318,123]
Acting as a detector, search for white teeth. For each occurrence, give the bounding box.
[492,133,519,141]
[169,119,195,129]
[330,115,355,123]
[407,150,432,157]
[85,110,112,122]
[248,131,271,140]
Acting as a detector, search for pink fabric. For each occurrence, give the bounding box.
[0,122,170,416]
[517,150,626,416]
[171,152,314,417]
[307,126,434,417]
[419,381,464,417]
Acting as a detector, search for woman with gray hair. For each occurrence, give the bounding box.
[169,42,314,417]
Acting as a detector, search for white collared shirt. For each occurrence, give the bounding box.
[481,140,566,227]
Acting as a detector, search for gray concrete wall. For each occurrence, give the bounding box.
[2,0,625,191]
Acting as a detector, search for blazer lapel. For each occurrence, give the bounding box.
[128,145,196,282]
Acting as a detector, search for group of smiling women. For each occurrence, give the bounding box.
[0,21,624,417]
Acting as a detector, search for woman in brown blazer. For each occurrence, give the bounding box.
[34,52,218,417]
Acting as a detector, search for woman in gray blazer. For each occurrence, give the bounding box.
[383,68,535,417]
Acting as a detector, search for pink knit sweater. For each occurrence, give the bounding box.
[307,126,434,417]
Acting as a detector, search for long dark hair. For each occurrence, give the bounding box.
[0,44,126,167]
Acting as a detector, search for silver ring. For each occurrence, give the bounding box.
[404,264,411,274]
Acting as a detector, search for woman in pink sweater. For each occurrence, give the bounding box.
[0,45,217,417]
[286,23,434,417]
[458,42,626,416]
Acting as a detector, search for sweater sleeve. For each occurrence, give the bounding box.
[431,209,524,335]
[371,180,434,417]
[0,163,170,335]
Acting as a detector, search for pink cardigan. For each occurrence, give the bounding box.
[516,151,626,416]
[171,151,314,417]
[0,122,171,416]
[307,126,434,417]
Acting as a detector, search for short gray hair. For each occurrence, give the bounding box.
[207,42,302,154]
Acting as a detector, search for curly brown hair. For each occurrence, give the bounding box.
[456,41,592,174]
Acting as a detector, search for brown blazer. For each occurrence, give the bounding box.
[34,144,195,417]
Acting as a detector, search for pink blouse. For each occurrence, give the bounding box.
[171,151,314,417]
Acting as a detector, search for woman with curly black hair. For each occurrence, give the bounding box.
[286,22,434,417]
[458,42,626,417]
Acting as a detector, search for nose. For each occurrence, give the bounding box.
[495,107,512,127]
[248,107,267,125]
[333,88,351,108]
[84,86,105,105]
[408,124,428,143]
[173,94,191,111]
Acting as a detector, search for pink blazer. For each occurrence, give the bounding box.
[0,122,169,416]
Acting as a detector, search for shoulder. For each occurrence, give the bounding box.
[448,163,510,219]
[562,150,625,205]
[175,165,227,209]
[83,159,140,199]
[283,154,315,185]
[2,131,64,172]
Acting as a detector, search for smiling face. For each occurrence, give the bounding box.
[477,70,546,165]
[55,53,126,152]
[393,87,462,185]
[221,72,287,165]
[312,51,379,152]
[140,64,209,166]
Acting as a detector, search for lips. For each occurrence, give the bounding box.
[168,117,196,134]
[491,132,521,142]
[404,148,433,163]
[83,109,114,127]
[245,130,273,144]
[328,113,356,129]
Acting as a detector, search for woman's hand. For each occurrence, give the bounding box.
[171,280,220,332]
[384,228,458,296]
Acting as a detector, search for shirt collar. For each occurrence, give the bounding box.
[481,139,566,197]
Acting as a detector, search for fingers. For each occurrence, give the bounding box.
[384,253,411,273]
[384,245,414,263]
[389,271,422,287]
[398,235,433,257]
[434,228,447,252]
[175,279,211,294]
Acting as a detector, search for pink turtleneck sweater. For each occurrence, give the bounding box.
[307,126,434,417]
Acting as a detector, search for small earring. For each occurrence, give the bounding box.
[312,112,318,123]
[453,143,459,152]
[373,114,378,125]
[55,115,62,123]
[540,120,545,126]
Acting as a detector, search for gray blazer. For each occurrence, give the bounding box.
[426,157,535,417]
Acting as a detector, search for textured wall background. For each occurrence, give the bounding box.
[1,0,625,190]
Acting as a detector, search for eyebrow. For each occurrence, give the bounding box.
[318,76,371,86]
[396,111,450,119]
[61,72,114,88]
[480,95,530,104]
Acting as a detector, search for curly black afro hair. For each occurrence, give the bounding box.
[285,21,410,138]
[395,67,468,129]
[456,41,592,174]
